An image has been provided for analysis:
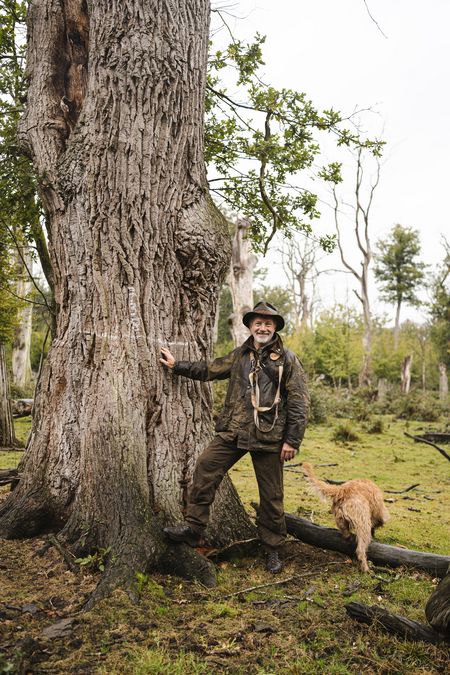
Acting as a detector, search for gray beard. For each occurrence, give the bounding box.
[253,332,274,346]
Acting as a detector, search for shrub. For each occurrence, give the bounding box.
[395,393,443,422]
[331,422,359,443]
[366,417,384,434]
[350,398,377,422]
[308,383,330,424]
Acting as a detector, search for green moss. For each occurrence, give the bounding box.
[105,647,211,675]
[205,601,240,618]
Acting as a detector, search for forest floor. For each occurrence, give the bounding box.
[0,416,449,674]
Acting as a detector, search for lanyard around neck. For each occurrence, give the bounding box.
[248,352,283,432]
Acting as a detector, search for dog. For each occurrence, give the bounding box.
[302,463,390,572]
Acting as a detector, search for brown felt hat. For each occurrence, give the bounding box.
[242,300,285,331]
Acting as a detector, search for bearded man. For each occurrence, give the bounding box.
[160,301,309,573]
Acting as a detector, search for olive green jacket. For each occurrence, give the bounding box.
[173,335,309,453]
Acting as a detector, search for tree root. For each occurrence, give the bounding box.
[0,492,57,539]
[157,543,217,588]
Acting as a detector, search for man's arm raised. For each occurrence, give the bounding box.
[160,347,236,381]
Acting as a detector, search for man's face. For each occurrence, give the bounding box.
[250,316,277,346]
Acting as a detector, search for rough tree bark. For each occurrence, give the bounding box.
[228,218,256,346]
[0,345,15,448]
[0,0,254,600]
[12,247,33,391]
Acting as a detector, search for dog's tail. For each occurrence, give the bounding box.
[302,463,340,499]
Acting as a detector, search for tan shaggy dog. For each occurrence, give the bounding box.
[302,463,390,572]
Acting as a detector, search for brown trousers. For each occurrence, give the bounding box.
[186,435,287,549]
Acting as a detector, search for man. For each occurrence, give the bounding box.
[160,301,309,573]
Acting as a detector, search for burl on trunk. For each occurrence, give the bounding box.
[0,0,254,600]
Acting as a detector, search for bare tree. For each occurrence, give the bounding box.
[401,354,413,394]
[280,237,321,329]
[11,246,33,391]
[333,148,380,387]
[0,344,15,448]
[228,219,256,346]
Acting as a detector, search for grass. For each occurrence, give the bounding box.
[0,414,449,673]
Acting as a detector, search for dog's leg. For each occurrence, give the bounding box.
[355,519,372,573]
[342,500,372,573]
[334,510,353,540]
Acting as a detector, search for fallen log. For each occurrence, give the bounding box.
[11,399,33,418]
[419,432,450,445]
[385,483,420,495]
[0,468,18,486]
[405,432,450,463]
[285,513,450,577]
[346,601,450,644]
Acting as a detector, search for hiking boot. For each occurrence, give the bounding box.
[266,549,283,574]
[163,523,201,547]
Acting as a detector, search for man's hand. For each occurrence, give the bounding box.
[160,347,175,369]
[280,442,297,463]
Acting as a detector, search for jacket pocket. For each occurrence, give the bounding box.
[215,411,231,432]
[254,407,286,444]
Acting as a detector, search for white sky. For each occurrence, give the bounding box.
[210,0,450,325]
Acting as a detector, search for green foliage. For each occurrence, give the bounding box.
[429,240,450,366]
[365,417,384,434]
[0,1,43,345]
[125,647,210,675]
[206,32,383,252]
[374,224,426,310]
[74,546,111,573]
[331,421,360,443]
[394,392,444,422]
[0,273,20,345]
[308,305,363,385]
[206,601,240,619]
[0,654,15,674]
[307,383,330,424]
[134,572,166,599]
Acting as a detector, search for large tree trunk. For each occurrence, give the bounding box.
[228,218,256,347]
[12,247,33,391]
[0,345,15,448]
[0,0,253,599]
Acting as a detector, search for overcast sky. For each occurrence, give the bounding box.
[210,0,449,324]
